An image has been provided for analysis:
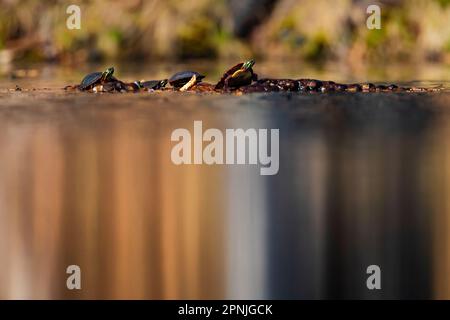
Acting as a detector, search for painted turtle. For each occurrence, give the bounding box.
[139,79,168,90]
[215,59,257,90]
[168,71,204,89]
[79,67,116,91]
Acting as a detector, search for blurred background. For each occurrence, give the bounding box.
[1,0,450,300]
[1,0,450,65]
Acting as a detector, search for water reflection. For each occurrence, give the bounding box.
[0,81,450,299]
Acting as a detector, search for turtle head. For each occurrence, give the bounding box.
[242,59,255,70]
[103,67,115,80]
[160,79,168,87]
[135,80,143,88]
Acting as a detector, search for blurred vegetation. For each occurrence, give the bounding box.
[1,0,450,65]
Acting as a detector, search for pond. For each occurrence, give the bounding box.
[0,62,450,299]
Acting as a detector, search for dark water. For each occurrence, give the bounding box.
[1,64,450,299]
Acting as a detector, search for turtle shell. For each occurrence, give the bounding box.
[225,69,256,88]
[215,63,244,90]
[79,70,117,91]
[141,79,168,90]
[80,72,103,90]
[169,71,204,88]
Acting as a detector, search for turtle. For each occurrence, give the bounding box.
[79,67,116,91]
[215,59,257,90]
[139,79,168,90]
[168,71,205,89]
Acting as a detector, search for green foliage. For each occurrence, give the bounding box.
[177,17,218,58]
[304,33,329,60]
[365,28,387,49]
[108,29,123,45]
[445,38,450,52]
[435,0,450,8]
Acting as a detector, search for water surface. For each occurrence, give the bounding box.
[1,63,450,299]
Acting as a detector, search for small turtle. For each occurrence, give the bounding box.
[79,67,116,91]
[169,71,204,89]
[139,79,168,90]
[179,74,198,92]
[215,59,257,90]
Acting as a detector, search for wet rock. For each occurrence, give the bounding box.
[190,82,217,93]
[334,83,348,91]
[387,84,398,91]
[257,79,298,92]
[320,81,336,92]
[362,83,376,92]
[306,80,319,91]
[347,84,362,92]
[238,83,272,93]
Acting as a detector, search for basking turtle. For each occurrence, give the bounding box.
[215,59,257,90]
[79,67,116,91]
[168,71,205,89]
[139,79,168,90]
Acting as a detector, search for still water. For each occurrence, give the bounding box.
[0,63,450,299]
